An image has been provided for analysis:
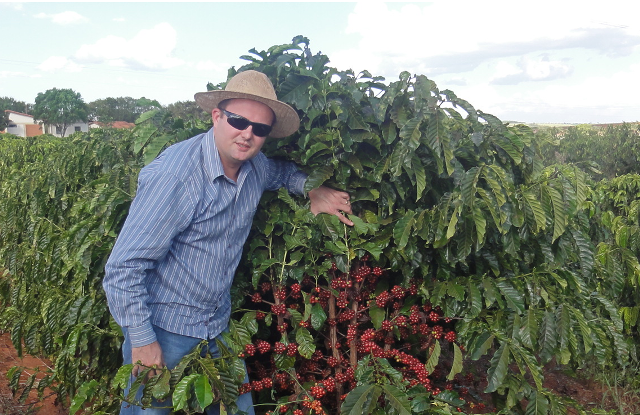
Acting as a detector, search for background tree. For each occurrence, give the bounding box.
[0,97,30,131]
[32,88,88,137]
[537,123,640,179]
[88,96,161,123]
[166,100,210,123]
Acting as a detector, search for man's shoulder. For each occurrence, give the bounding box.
[142,132,206,181]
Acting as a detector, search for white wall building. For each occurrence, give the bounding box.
[3,110,42,137]
[42,121,89,137]
[3,110,88,137]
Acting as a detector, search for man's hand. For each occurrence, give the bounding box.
[131,341,165,380]
[308,185,354,226]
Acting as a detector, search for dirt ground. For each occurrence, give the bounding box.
[0,333,66,415]
[0,331,637,415]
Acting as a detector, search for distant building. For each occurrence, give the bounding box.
[3,110,43,137]
[42,122,89,137]
[2,110,93,137]
[89,121,136,129]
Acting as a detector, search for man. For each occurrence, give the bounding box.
[103,70,353,414]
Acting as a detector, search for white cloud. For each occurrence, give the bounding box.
[74,23,183,70]
[337,1,640,78]
[38,56,83,73]
[456,63,640,123]
[34,11,87,25]
[491,56,573,85]
[113,17,126,22]
[536,64,640,109]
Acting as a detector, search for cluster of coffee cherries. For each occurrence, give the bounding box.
[239,255,474,415]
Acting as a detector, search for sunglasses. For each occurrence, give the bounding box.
[221,109,273,137]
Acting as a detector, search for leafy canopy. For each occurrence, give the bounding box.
[32,88,89,137]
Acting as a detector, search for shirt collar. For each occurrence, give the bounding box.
[203,128,225,182]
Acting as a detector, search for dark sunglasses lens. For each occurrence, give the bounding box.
[226,115,250,131]
[225,112,272,137]
[252,124,272,137]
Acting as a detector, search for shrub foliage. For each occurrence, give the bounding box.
[0,37,635,414]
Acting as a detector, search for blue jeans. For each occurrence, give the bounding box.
[121,325,255,415]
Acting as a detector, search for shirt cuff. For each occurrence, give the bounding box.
[292,170,308,196]
[128,322,158,348]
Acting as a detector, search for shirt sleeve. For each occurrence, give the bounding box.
[263,157,308,196]
[103,166,196,348]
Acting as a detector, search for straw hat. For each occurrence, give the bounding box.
[194,70,300,138]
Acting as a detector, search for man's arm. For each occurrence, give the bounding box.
[262,156,354,226]
[308,185,354,226]
[103,167,195,374]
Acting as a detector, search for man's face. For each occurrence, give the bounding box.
[212,99,274,174]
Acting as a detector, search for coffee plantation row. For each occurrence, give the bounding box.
[0,37,638,415]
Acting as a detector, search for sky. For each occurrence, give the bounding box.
[1,1,639,124]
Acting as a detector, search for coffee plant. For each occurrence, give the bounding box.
[0,36,634,414]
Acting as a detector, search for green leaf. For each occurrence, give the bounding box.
[310,303,327,331]
[496,280,525,314]
[369,305,385,330]
[295,327,315,359]
[152,369,172,401]
[425,340,441,374]
[194,374,214,410]
[511,343,543,391]
[399,117,422,151]
[447,343,463,381]
[472,204,487,246]
[523,189,546,232]
[316,213,342,242]
[412,154,427,201]
[381,384,411,415]
[461,167,480,206]
[434,389,466,407]
[446,205,461,239]
[485,342,510,393]
[469,332,494,360]
[113,364,134,390]
[126,367,151,403]
[280,74,313,111]
[525,390,549,415]
[468,281,482,318]
[393,211,415,250]
[539,311,558,363]
[446,282,465,302]
[69,379,98,414]
[381,120,397,144]
[173,373,199,411]
[304,164,334,192]
[341,384,381,415]
[545,186,567,242]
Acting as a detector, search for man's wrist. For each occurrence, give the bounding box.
[293,170,308,196]
[128,322,157,348]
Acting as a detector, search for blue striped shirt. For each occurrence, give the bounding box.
[103,128,307,348]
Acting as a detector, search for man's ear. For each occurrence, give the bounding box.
[211,108,222,126]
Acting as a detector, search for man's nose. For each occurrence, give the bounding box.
[240,126,254,139]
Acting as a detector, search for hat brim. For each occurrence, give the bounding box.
[194,91,300,138]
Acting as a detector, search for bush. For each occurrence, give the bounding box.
[0,37,632,415]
